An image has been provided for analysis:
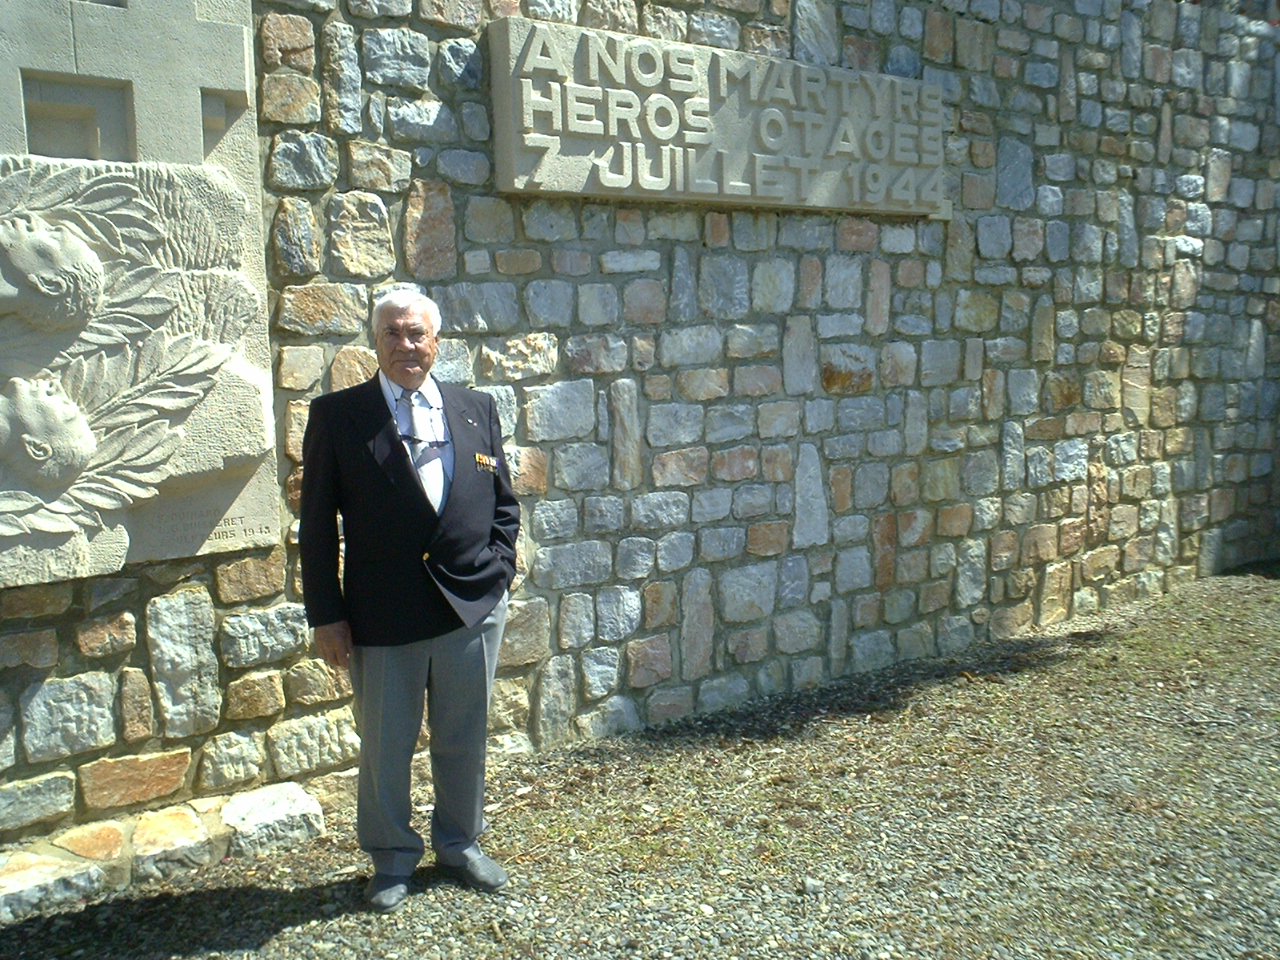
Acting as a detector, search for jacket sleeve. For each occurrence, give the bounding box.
[299,397,348,627]
[486,392,520,584]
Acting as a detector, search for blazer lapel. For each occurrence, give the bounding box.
[351,376,434,511]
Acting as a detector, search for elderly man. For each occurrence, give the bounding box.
[300,287,520,913]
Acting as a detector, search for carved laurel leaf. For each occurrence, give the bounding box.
[25,164,91,211]
[171,270,260,343]
[0,490,44,513]
[0,515,32,537]
[0,167,34,216]
[65,479,133,512]
[81,422,180,493]
[76,331,227,433]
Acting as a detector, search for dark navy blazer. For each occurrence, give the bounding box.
[299,374,520,646]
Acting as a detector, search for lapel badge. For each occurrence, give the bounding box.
[475,452,497,473]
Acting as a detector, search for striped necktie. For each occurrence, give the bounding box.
[396,388,447,511]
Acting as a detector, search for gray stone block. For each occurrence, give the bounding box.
[525,380,596,441]
[222,783,325,859]
[148,588,221,738]
[531,541,613,589]
[266,708,360,778]
[20,673,115,763]
[220,604,308,670]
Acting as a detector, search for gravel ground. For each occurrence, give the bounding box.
[4,568,1279,960]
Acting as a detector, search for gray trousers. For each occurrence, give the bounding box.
[349,593,507,876]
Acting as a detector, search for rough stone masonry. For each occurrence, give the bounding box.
[0,0,1278,898]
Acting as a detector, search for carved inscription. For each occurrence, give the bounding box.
[490,18,950,217]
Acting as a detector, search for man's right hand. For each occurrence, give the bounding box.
[314,620,354,672]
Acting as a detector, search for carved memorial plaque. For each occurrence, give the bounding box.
[0,1,276,589]
[490,17,951,218]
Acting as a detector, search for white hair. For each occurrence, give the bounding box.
[371,287,441,337]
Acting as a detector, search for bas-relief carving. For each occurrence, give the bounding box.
[0,157,275,589]
[490,17,951,218]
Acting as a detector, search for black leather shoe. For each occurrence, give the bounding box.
[438,854,509,893]
[364,873,411,913]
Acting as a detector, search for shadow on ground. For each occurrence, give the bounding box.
[0,864,488,960]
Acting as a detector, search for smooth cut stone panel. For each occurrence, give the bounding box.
[490,19,944,215]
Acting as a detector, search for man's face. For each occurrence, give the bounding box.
[0,213,103,329]
[375,305,438,390]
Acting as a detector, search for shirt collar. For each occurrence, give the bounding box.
[379,370,443,413]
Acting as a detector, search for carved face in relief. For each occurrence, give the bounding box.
[0,213,105,332]
[0,376,97,493]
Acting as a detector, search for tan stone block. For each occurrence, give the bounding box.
[623,278,667,325]
[837,218,878,252]
[643,581,678,629]
[225,671,286,720]
[1123,535,1154,573]
[1022,524,1059,564]
[990,530,1019,571]
[1037,562,1073,626]
[705,212,729,247]
[419,0,483,29]
[919,579,950,614]
[405,179,456,282]
[866,259,891,336]
[936,503,972,537]
[797,254,822,309]
[495,248,543,275]
[830,465,853,513]
[1,583,73,619]
[54,821,126,861]
[872,515,897,591]
[626,635,673,688]
[76,611,136,659]
[284,399,309,464]
[260,73,321,124]
[962,173,995,209]
[132,805,208,859]
[1059,517,1086,557]
[0,628,58,670]
[80,749,191,811]
[278,282,368,337]
[760,445,793,482]
[1006,568,1036,599]
[747,521,789,556]
[853,594,881,629]
[897,509,934,548]
[734,364,782,396]
[920,458,961,502]
[120,667,154,743]
[260,13,314,72]
[331,346,378,391]
[676,368,729,401]
[1108,504,1140,540]
[284,658,350,706]
[508,446,549,496]
[216,549,285,605]
[348,141,412,193]
[712,445,759,482]
[489,676,530,735]
[644,374,672,400]
[923,8,953,62]
[653,447,708,487]
[890,462,919,508]
[278,345,325,391]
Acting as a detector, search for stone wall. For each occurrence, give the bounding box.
[2,0,1279,844]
